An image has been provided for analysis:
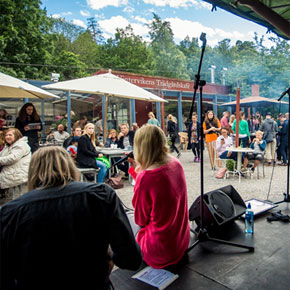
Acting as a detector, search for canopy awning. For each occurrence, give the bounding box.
[43,72,167,103]
[0,72,59,99]
[202,0,290,40]
[221,96,288,106]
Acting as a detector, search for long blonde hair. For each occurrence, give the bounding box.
[148,112,155,119]
[83,123,97,148]
[133,124,169,170]
[28,146,80,190]
[168,114,177,123]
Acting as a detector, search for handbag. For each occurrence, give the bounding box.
[107,173,124,189]
[215,168,227,179]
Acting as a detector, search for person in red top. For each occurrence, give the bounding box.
[128,124,190,269]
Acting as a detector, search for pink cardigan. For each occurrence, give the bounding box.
[131,157,190,269]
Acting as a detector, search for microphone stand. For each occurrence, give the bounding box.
[275,87,290,204]
[187,33,254,253]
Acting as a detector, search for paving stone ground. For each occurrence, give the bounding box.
[116,149,288,209]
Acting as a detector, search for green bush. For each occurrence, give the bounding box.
[226,159,237,171]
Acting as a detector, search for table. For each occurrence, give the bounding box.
[98,148,131,178]
[226,147,254,182]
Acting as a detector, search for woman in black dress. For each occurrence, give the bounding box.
[15,103,42,153]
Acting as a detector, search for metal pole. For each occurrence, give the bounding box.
[235,88,240,147]
[66,91,71,134]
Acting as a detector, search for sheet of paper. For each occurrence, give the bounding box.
[132,266,179,290]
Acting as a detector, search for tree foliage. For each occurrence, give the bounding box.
[0,3,289,99]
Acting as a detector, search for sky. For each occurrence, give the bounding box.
[41,0,284,48]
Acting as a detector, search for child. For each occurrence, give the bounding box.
[66,136,79,159]
[241,131,266,172]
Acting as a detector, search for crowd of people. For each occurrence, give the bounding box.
[0,103,289,289]
[192,110,289,171]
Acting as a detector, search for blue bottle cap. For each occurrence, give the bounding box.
[247,203,251,209]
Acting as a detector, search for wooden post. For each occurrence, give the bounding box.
[235,88,240,147]
[103,95,108,143]
[161,92,166,132]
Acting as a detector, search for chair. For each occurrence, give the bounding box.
[178,132,188,151]
[78,168,99,183]
[248,158,265,179]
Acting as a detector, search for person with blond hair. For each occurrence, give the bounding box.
[76,123,107,183]
[147,112,160,127]
[0,146,142,290]
[167,114,181,158]
[241,130,266,173]
[203,110,221,170]
[128,124,190,269]
[0,128,31,199]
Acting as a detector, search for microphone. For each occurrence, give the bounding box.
[200,32,207,48]
[278,87,290,101]
[111,151,134,168]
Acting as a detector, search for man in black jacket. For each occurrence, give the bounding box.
[0,146,142,290]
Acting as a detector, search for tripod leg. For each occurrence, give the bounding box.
[186,238,201,253]
[207,236,254,252]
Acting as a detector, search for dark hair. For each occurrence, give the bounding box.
[220,127,229,134]
[18,103,40,122]
[0,109,8,119]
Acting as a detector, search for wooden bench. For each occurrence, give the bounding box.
[78,168,99,183]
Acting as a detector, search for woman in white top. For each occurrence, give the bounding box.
[0,128,31,199]
[216,127,237,161]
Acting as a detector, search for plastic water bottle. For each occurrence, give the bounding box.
[245,203,254,234]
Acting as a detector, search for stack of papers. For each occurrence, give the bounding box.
[132,266,179,290]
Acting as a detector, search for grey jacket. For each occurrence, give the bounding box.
[0,137,31,189]
[260,118,278,142]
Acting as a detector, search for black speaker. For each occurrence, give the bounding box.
[189,185,246,228]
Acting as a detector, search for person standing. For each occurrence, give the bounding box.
[167,114,181,158]
[232,111,250,148]
[187,113,200,162]
[76,123,107,183]
[220,111,231,130]
[95,117,103,139]
[15,103,42,153]
[203,110,221,170]
[278,115,289,166]
[147,112,160,127]
[260,112,278,165]
[0,146,142,290]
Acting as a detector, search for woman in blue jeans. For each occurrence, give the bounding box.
[76,123,107,183]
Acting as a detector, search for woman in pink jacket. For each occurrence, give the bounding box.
[129,124,190,269]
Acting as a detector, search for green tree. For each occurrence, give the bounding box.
[99,25,150,73]
[0,0,53,79]
[87,17,104,44]
[54,51,88,80]
[147,14,188,79]
[72,31,101,68]
[178,36,201,80]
